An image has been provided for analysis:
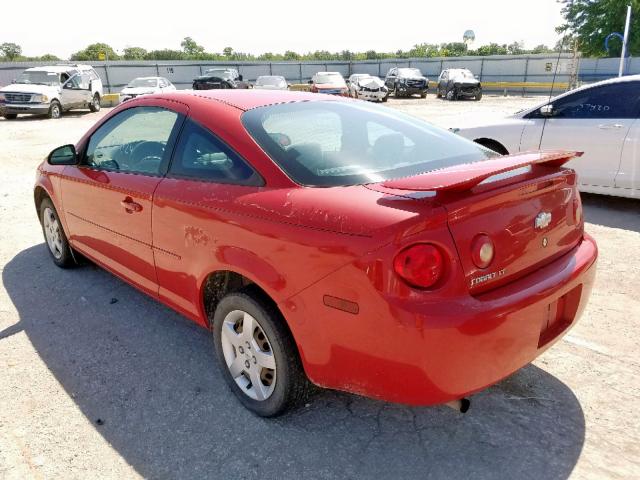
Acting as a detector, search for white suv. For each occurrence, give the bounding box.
[0,64,103,119]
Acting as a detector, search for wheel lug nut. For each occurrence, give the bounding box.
[245,360,250,368]
[238,346,244,354]
[252,356,257,364]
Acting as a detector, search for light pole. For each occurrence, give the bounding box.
[619,5,632,77]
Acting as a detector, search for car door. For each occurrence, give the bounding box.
[61,74,88,109]
[385,69,396,90]
[616,117,640,196]
[152,118,263,321]
[59,102,186,296]
[438,71,447,96]
[534,81,640,190]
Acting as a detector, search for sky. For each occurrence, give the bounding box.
[6,0,565,58]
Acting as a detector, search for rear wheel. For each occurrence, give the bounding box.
[212,288,311,417]
[420,91,427,98]
[446,89,457,101]
[395,86,402,98]
[89,93,101,112]
[474,90,483,101]
[39,198,75,268]
[3,113,17,119]
[48,100,61,119]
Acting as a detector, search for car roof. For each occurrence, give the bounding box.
[170,89,337,111]
[25,64,93,73]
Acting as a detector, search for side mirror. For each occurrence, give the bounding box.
[48,144,78,165]
[238,74,243,81]
[540,104,554,117]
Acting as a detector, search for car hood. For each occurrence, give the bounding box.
[121,87,159,95]
[398,76,427,81]
[357,77,385,88]
[254,85,287,90]
[315,83,346,89]
[0,83,59,95]
[451,78,480,86]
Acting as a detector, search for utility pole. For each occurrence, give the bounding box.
[619,5,632,77]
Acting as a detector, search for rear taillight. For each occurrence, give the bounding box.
[393,244,444,289]
[470,234,494,269]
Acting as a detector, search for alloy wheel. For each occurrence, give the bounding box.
[220,310,277,401]
[43,207,63,259]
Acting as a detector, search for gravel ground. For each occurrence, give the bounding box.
[0,95,639,480]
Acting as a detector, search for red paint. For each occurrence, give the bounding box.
[35,90,597,406]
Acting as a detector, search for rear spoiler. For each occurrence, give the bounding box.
[381,150,583,192]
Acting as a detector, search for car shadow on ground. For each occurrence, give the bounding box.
[0,110,96,122]
[582,193,640,233]
[2,245,586,480]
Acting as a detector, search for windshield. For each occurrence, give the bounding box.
[15,70,60,86]
[127,78,159,88]
[451,70,475,80]
[314,74,345,85]
[242,101,496,187]
[397,68,423,78]
[204,69,232,79]
[256,76,286,87]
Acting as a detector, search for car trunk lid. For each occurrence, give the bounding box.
[376,150,584,293]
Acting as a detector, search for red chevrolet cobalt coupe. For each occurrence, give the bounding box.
[35,90,597,416]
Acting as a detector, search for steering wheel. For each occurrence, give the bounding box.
[129,141,165,173]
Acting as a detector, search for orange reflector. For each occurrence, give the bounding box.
[323,295,359,314]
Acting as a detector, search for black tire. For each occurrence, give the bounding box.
[212,287,311,417]
[475,90,483,101]
[446,89,457,101]
[39,198,75,268]
[395,85,402,98]
[436,89,442,98]
[89,93,101,112]
[420,91,427,98]
[382,94,388,102]
[48,100,62,119]
[3,113,18,119]
[475,139,509,155]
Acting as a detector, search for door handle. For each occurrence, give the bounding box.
[598,123,624,129]
[120,196,143,213]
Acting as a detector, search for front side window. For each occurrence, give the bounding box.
[85,107,180,175]
[242,101,497,187]
[548,81,640,119]
[169,120,261,185]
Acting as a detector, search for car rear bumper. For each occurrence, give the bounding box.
[285,234,597,406]
[1,103,50,115]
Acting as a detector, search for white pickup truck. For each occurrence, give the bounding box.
[0,64,103,119]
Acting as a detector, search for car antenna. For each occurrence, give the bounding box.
[539,37,567,149]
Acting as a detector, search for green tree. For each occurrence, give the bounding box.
[473,43,508,56]
[0,42,22,60]
[531,44,554,54]
[507,41,525,55]
[558,0,640,57]
[123,47,148,60]
[70,43,119,61]
[283,50,300,60]
[37,54,60,61]
[181,37,205,57]
[440,42,467,56]
[223,47,234,58]
[365,50,379,60]
[144,49,185,60]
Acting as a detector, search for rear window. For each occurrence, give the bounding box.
[242,101,497,187]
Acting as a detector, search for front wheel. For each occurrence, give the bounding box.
[40,198,75,268]
[212,288,311,417]
[420,91,427,98]
[474,90,483,101]
[89,93,101,112]
[3,113,17,119]
[446,89,457,101]
[48,100,62,119]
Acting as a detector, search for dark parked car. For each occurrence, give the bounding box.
[437,68,482,101]
[192,68,250,90]
[384,68,428,98]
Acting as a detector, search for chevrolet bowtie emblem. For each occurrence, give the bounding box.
[535,212,552,229]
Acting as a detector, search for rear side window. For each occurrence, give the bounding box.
[169,120,262,185]
[550,81,640,119]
